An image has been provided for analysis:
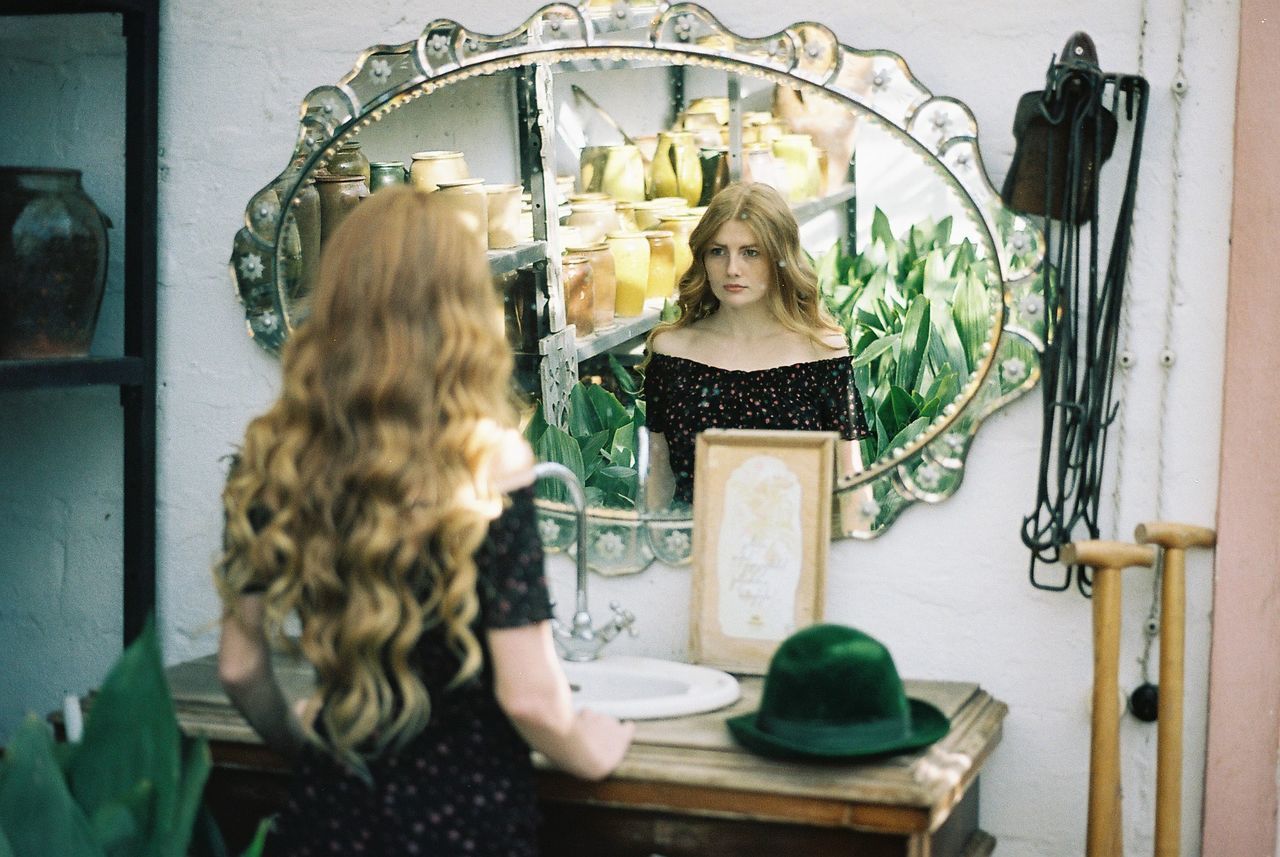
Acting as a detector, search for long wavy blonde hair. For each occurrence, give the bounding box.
[645,182,843,353]
[217,187,517,772]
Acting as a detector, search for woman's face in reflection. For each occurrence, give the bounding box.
[705,219,773,310]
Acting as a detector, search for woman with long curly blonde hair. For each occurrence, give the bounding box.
[643,183,871,506]
[216,187,632,856]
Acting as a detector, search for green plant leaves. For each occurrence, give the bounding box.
[0,717,104,857]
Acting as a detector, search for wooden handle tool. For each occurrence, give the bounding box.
[1061,540,1157,857]
[1134,522,1216,857]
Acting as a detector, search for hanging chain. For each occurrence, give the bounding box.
[1137,0,1190,683]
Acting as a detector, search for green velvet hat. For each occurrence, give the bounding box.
[726,624,950,759]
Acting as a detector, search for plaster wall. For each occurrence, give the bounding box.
[0,1,1243,855]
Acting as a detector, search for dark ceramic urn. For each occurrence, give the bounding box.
[0,167,110,358]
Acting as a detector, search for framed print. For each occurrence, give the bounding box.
[689,429,837,673]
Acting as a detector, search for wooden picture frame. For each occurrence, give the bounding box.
[689,429,837,674]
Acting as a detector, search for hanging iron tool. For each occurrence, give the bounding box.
[1007,33,1151,593]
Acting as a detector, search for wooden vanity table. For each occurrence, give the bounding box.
[166,656,1005,856]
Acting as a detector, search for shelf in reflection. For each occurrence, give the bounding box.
[488,241,548,277]
[576,304,662,362]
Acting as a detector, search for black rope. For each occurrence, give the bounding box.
[1014,52,1150,594]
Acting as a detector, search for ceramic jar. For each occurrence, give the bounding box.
[686,96,730,125]
[561,254,595,337]
[606,230,650,317]
[651,131,703,207]
[314,172,369,245]
[565,200,620,246]
[643,230,676,300]
[579,146,610,194]
[657,212,701,284]
[286,178,321,300]
[698,147,730,206]
[600,145,646,202]
[742,143,789,200]
[679,112,723,149]
[328,140,371,185]
[0,167,110,358]
[485,183,522,249]
[631,197,687,230]
[773,133,821,202]
[409,150,469,192]
[368,161,407,192]
[565,239,617,329]
[434,179,488,249]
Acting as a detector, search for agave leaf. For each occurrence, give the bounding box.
[0,717,104,857]
[606,354,639,398]
[952,270,992,370]
[580,384,630,435]
[0,828,13,857]
[523,403,548,446]
[68,618,179,855]
[883,415,932,457]
[895,296,931,391]
[577,430,612,481]
[533,424,585,503]
[158,738,211,857]
[922,248,954,302]
[815,241,842,292]
[870,207,895,249]
[924,369,960,410]
[89,800,139,852]
[902,257,925,298]
[589,465,637,508]
[238,817,272,857]
[607,422,637,471]
[851,335,898,369]
[935,215,953,247]
[876,386,921,441]
[929,305,970,377]
[584,486,607,506]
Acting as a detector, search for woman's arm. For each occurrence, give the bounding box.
[218,595,307,760]
[645,432,676,510]
[489,621,635,781]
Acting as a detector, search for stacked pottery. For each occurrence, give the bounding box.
[561,254,595,337]
[657,212,701,284]
[565,200,619,246]
[0,167,110,358]
[606,230,649,317]
[564,237,617,330]
[485,184,522,249]
[434,178,488,251]
[409,150,468,192]
[772,134,821,202]
[285,177,321,300]
[651,131,703,207]
[643,230,675,300]
[314,171,369,245]
[600,145,646,202]
[368,161,407,192]
[328,140,371,185]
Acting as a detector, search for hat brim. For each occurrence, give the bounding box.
[726,698,951,759]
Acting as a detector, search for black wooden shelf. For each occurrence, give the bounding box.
[0,357,145,391]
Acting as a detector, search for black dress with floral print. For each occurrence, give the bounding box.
[267,486,552,857]
[644,353,872,504]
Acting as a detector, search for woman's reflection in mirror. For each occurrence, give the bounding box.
[642,183,871,509]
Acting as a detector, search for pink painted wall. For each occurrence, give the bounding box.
[1203,0,1280,852]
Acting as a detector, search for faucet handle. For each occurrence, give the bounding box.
[607,601,638,638]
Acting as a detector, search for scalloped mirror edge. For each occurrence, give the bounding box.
[227,0,1046,570]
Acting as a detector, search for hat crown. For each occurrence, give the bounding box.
[757,626,910,741]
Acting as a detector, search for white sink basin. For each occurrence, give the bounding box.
[561,656,740,720]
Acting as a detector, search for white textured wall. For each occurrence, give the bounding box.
[3,1,1240,855]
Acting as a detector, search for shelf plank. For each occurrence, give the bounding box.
[791,183,856,226]
[0,356,144,390]
[489,241,548,277]
[576,305,662,362]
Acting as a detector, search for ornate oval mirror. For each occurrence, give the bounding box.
[229,1,1046,573]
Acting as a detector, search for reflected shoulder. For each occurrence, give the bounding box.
[649,326,696,358]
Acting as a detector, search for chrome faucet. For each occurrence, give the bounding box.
[533,461,637,661]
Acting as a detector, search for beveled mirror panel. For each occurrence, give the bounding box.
[229,1,1045,572]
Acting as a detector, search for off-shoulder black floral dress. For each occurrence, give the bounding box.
[267,487,552,857]
[644,354,872,504]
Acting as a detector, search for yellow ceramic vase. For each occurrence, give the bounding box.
[651,131,703,207]
[606,230,650,317]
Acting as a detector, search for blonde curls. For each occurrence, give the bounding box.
[216,187,516,773]
[645,182,843,356]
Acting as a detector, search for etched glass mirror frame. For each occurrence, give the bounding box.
[229,0,1047,573]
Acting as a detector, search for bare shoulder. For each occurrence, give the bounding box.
[650,325,698,358]
[816,329,850,358]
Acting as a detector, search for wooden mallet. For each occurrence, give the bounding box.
[1134,521,1216,857]
[1061,539,1157,857]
